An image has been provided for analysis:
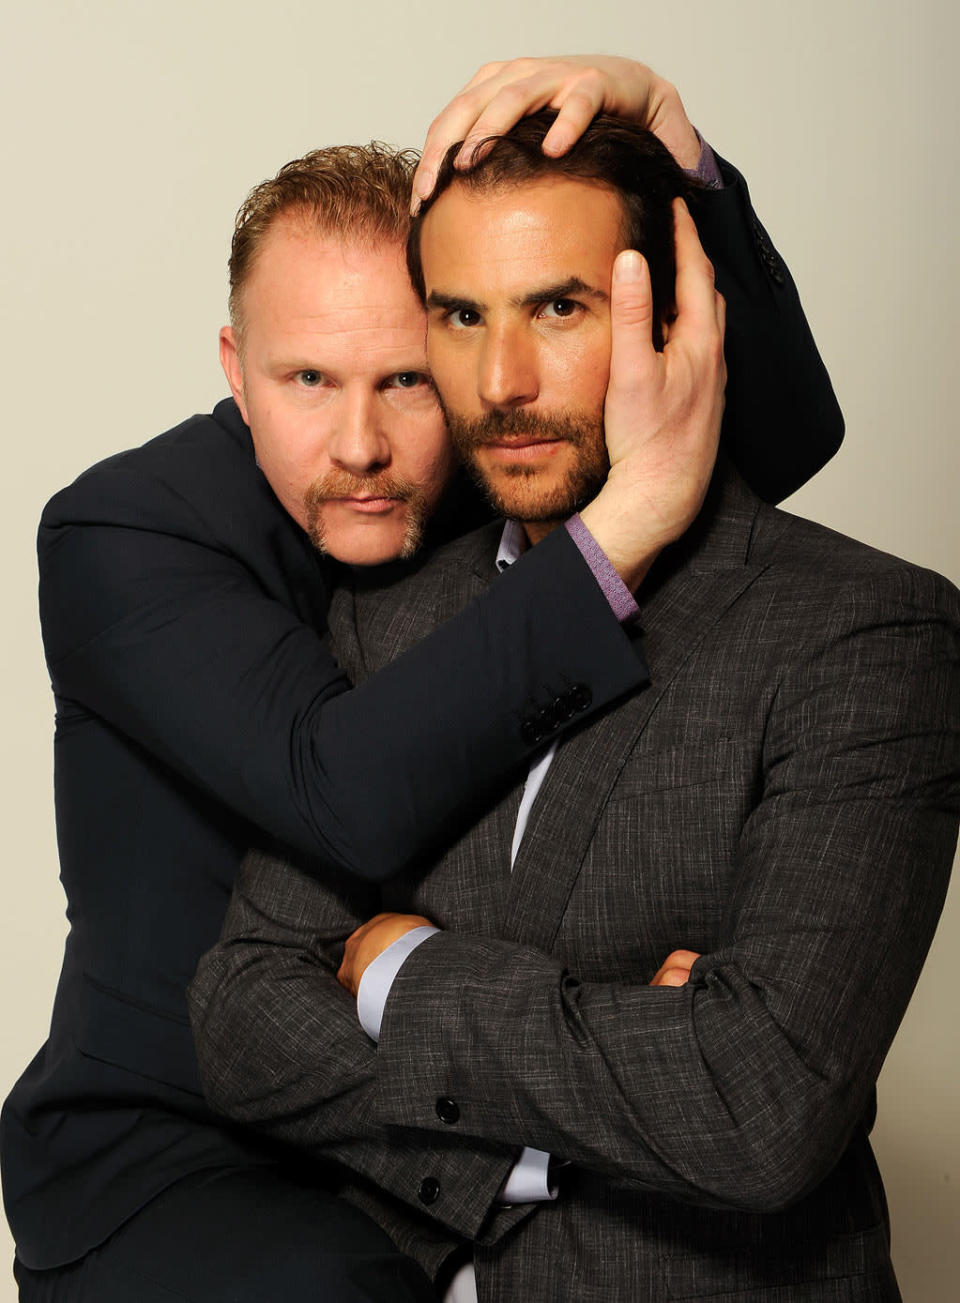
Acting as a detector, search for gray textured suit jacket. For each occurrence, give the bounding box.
[191,466,960,1302]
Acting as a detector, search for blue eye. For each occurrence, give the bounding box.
[298,370,323,387]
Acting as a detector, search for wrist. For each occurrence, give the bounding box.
[649,80,701,171]
[579,487,660,593]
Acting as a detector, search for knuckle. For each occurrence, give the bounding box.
[573,67,604,94]
[613,296,653,330]
[424,111,447,139]
[561,87,596,115]
[449,88,479,116]
[497,82,529,109]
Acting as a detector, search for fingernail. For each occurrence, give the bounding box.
[543,130,569,157]
[614,250,643,282]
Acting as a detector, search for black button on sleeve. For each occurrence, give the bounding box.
[568,683,592,712]
[535,705,559,734]
[418,1176,441,1205]
[436,1097,460,1125]
[520,717,543,745]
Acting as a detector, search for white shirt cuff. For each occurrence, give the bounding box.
[356,925,439,1042]
[497,1146,558,1204]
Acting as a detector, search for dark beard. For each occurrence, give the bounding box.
[443,406,609,524]
[303,470,427,560]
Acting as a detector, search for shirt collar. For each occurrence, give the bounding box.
[495,519,529,572]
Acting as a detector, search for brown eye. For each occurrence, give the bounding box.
[543,298,577,318]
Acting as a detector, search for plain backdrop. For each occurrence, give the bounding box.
[2,2,957,1299]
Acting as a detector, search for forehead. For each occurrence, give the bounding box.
[240,217,426,365]
[419,176,626,297]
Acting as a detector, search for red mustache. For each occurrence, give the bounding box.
[304,470,416,505]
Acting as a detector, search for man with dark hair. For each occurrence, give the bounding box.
[192,114,959,1301]
[6,53,844,1303]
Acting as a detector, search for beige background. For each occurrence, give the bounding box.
[2,1,957,1298]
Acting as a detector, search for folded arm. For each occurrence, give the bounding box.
[365,567,960,1211]
[189,850,530,1243]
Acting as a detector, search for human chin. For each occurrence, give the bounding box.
[305,475,428,564]
[447,407,609,524]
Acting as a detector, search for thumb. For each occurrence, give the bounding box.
[608,250,656,402]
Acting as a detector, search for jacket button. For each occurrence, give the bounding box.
[535,704,559,734]
[436,1097,460,1125]
[568,683,592,712]
[418,1176,441,1205]
[553,695,576,723]
[520,718,543,745]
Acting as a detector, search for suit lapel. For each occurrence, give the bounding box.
[435,525,527,935]
[501,468,770,951]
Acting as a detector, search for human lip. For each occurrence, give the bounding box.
[328,495,403,514]
[479,437,565,461]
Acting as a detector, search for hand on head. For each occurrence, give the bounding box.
[579,197,726,590]
[412,55,702,211]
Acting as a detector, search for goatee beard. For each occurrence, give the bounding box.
[444,406,610,524]
[304,470,427,560]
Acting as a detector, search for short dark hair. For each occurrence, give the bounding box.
[407,112,694,349]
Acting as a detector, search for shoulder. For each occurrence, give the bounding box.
[749,503,960,652]
[39,398,287,551]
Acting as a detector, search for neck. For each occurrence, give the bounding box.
[521,519,564,547]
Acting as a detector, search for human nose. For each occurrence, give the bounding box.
[477,322,539,410]
[325,387,390,474]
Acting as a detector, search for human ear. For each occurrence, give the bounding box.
[219,326,249,423]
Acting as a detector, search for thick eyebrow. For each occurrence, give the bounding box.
[426,276,608,316]
[514,277,608,309]
[426,290,481,314]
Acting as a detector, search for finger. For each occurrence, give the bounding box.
[413,79,503,208]
[454,71,560,169]
[542,73,605,155]
[413,60,544,207]
[336,952,354,993]
[650,949,701,986]
[669,197,719,343]
[607,249,656,398]
[457,64,608,168]
[457,59,508,93]
[663,949,702,967]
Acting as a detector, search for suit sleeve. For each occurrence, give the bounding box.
[368,566,960,1212]
[39,467,647,881]
[694,154,844,503]
[188,850,533,1247]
